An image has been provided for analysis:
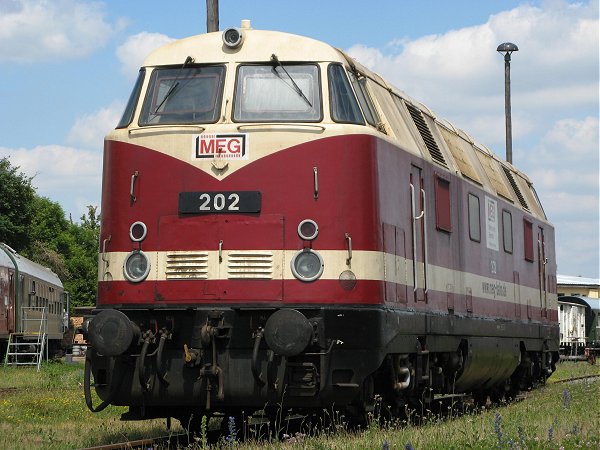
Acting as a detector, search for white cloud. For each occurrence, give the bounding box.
[66,101,125,151]
[0,0,119,63]
[0,145,102,218]
[554,218,599,278]
[526,117,599,193]
[346,0,599,146]
[116,32,175,80]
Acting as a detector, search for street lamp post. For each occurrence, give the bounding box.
[497,42,519,164]
[207,0,219,32]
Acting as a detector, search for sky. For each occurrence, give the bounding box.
[0,0,598,278]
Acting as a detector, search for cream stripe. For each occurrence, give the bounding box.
[98,250,556,310]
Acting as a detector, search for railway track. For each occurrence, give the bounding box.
[81,433,191,450]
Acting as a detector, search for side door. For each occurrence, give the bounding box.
[409,165,427,302]
[1,270,17,336]
[0,268,8,336]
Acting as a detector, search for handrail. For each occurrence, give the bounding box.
[421,188,429,294]
[410,184,418,293]
[410,184,428,295]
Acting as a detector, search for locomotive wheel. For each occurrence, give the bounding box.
[343,374,377,429]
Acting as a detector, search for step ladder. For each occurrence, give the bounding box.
[4,307,48,372]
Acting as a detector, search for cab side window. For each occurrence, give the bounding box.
[328,64,364,124]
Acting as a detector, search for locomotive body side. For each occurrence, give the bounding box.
[85,24,558,424]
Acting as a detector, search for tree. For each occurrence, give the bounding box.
[62,206,100,309]
[0,157,35,251]
[25,196,70,278]
[1,157,100,311]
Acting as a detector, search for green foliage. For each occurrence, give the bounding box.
[0,157,99,312]
[62,210,100,309]
[0,157,35,251]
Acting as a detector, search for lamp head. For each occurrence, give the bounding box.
[497,42,519,61]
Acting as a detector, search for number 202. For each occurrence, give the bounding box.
[199,193,240,211]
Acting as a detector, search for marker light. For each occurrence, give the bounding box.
[129,221,147,242]
[291,248,324,282]
[123,250,151,283]
[297,219,319,241]
[339,270,357,291]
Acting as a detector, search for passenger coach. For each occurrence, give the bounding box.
[0,243,68,362]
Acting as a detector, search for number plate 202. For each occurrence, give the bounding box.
[179,191,261,214]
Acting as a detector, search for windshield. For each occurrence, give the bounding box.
[233,64,321,122]
[139,65,225,125]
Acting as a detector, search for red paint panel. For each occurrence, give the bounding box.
[99,279,383,305]
[157,214,284,251]
[100,136,380,254]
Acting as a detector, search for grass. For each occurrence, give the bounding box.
[0,360,598,449]
[0,361,177,449]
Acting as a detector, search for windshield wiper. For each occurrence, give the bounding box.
[270,54,312,108]
[153,55,194,114]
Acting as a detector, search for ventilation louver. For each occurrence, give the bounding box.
[227,251,273,279]
[406,103,447,167]
[166,252,209,279]
[502,166,529,211]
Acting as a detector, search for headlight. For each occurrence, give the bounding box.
[297,219,319,241]
[123,250,150,282]
[291,249,324,282]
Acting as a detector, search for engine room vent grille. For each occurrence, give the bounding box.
[475,151,513,201]
[406,103,447,167]
[227,251,273,279]
[166,252,209,279]
[502,166,529,211]
[438,126,481,184]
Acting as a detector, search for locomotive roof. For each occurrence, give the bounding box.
[0,244,63,287]
[143,25,343,67]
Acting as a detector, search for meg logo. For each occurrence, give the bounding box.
[193,134,248,159]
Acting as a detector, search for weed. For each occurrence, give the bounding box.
[494,412,504,448]
[562,387,570,408]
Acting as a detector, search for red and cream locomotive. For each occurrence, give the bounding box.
[85,21,559,426]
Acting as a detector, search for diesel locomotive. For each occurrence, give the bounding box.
[84,21,559,426]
